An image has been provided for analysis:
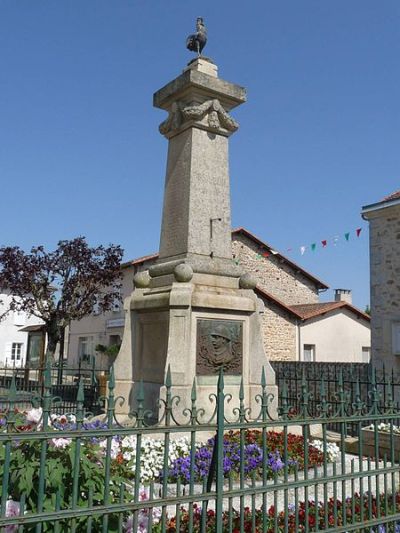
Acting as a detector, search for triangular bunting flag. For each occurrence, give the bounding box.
[321,240,327,248]
[344,232,350,241]
[262,251,270,258]
[356,228,362,237]
[311,243,316,251]
[270,250,279,255]
[300,246,306,255]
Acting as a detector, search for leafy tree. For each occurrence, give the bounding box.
[0,238,123,364]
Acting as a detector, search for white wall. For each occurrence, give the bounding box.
[67,264,136,368]
[0,293,43,366]
[299,309,371,363]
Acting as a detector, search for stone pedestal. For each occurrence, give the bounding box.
[115,58,277,419]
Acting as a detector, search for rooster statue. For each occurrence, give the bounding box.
[186,17,207,56]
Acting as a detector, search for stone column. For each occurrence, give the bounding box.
[150,57,245,279]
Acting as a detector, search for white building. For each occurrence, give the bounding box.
[0,292,44,367]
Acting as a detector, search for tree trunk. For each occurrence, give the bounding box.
[57,326,65,385]
[45,320,60,365]
[59,327,65,363]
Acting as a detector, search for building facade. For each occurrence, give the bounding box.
[362,190,400,371]
[0,292,44,366]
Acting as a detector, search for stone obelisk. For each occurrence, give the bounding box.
[115,36,277,417]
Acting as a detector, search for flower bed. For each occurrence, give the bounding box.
[166,430,339,484]
[162,493,400,532]
[0,408,339,532]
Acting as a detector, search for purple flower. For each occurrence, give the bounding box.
[267,450,284,472]
[167,439,265,483]
[5,500,20,533]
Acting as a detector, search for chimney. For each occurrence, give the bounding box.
[334,289,352,304]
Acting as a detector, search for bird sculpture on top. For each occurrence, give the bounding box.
[186,17,207,56]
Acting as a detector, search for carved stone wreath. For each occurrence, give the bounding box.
[159,98,239,137]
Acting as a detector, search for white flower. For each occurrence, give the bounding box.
[99,437,121,460]
[367,422,400,434]
[50,437,72,449]
[311,439,340,462]
[50,413,76,427]
[26,408,42,425]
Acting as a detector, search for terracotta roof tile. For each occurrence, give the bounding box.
[254,287,304,319]
[383,190,400,201]
[290,301,370,321]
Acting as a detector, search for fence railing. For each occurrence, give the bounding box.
[1,363,400,531]
[272,361,400,436]
[0,360,108,414]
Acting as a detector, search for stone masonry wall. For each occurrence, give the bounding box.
[232,233,320,305]
[260,300,297,361]
[368,205,400,371]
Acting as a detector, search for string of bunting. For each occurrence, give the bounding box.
[233,227,363,264]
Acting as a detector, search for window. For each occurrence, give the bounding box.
[303,344,315,362]
[392,323,400,355]
[112,298,122,313]
[109,335,121,346]
[78,336,94,363]
[11,343,23,361]
[362,347,371,363]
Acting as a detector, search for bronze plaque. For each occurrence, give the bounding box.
[196,319,243,375]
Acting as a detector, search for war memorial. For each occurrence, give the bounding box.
[114,18,277,417]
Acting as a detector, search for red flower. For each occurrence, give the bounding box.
[268,505,275,517]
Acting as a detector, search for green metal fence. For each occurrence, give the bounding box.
[272,361,400,436]
[0,360,107,414]
[1,364,400,532]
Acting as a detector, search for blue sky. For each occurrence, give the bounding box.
[1,1,399,310]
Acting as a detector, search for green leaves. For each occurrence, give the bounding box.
[2,437,129,532]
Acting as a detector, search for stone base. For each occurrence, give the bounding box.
[114,277,277,420]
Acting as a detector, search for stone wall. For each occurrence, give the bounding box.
[367,204,400,371]
[260,300,297,361]
[232,233,320,305]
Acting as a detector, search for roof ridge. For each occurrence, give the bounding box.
[232,227,329,290]
[289,301,370,321]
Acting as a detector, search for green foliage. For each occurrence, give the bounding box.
[0,438,132,532]
[95,343,121,357]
